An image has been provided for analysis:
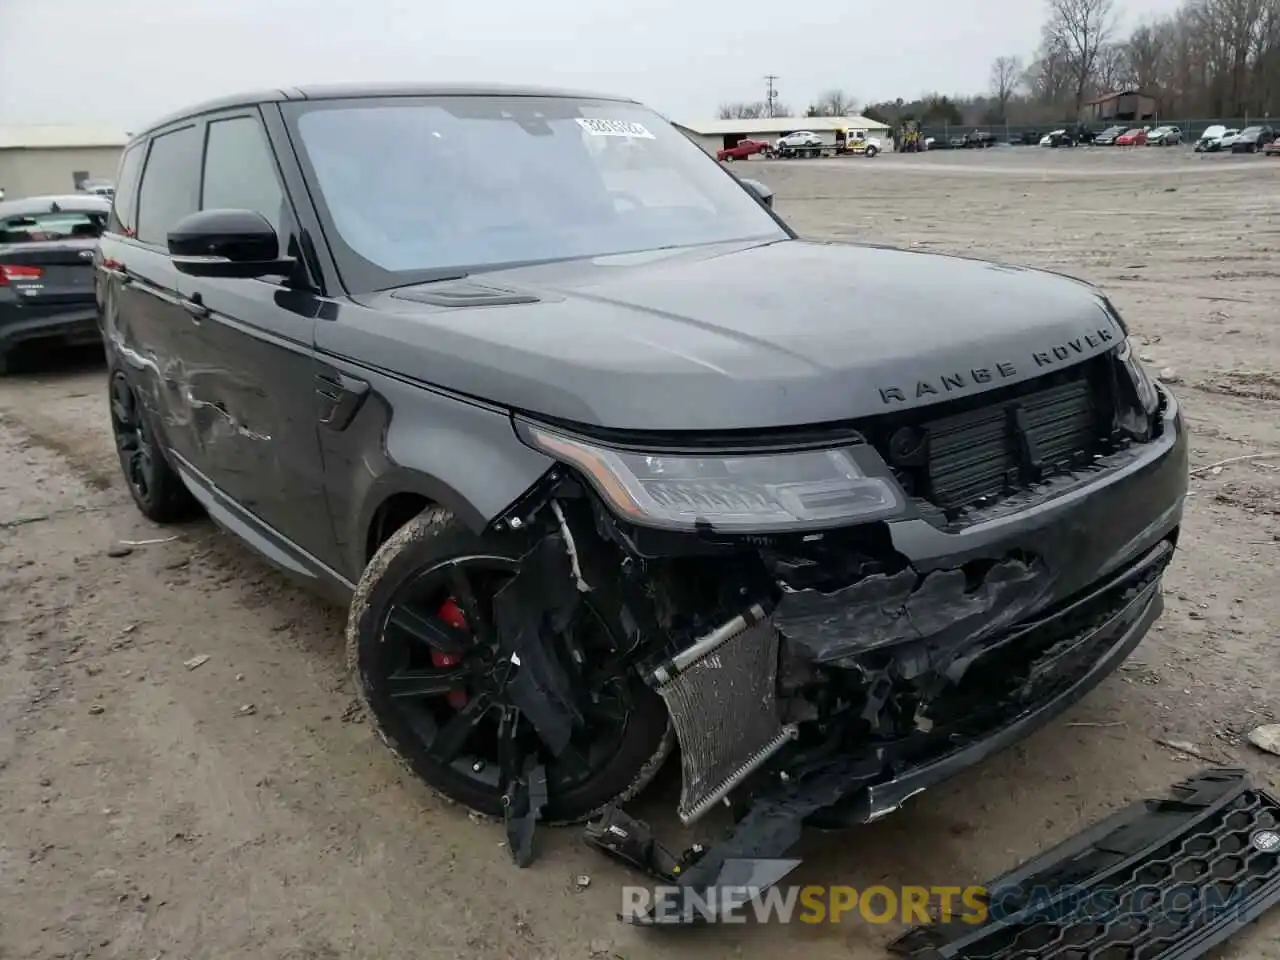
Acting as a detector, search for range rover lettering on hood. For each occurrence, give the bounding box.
[877,326,1117,404]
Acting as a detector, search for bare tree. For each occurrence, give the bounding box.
[808,89,859,116]
[1095,42,1131,91]
[990,55,1024,119]
[1125,23,1169,94]
[716,100,793,120]
[1044,0,1119,116]
[717,101,765,120]
[1025,44,1073,109]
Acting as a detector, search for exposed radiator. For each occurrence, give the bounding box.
[651,606,798,825]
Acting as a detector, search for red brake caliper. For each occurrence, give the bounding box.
[434,598,469,710]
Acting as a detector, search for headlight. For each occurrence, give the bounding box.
[517,422,903,532]
[1115,336,1160,415]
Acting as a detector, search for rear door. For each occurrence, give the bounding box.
[0,204,106,314]
[104,123,205,465]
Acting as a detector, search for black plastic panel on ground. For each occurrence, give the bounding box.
[890,769,1280,960]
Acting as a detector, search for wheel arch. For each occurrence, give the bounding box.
[357,471,488,568]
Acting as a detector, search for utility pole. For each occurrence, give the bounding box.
[764,75,779,118]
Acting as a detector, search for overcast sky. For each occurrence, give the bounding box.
[1,0,1185,128]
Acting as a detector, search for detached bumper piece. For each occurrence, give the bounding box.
[891,769,1280,960]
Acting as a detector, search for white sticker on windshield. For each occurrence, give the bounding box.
[576,118,655,139]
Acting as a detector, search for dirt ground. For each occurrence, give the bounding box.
[2,145,1279,960]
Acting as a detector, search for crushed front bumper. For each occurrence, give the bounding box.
[601,539,1173,925]
[590,391,1188,926]
[892,768,1280,960]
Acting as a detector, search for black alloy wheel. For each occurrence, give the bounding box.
[349,508,672,823]
[108,370,200,523]
[111,372,157,504]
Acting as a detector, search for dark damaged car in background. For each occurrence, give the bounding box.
[0,194,109,373]
[95,83,1188,915]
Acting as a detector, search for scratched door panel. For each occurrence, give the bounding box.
[188,277,336,568]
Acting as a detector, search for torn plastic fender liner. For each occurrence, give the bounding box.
[491,532,583,756]
[890,767,1280,960]
[774,556,1056,673]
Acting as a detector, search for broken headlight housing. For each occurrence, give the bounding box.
[1115,336,1160,415]
[517,422,903,532]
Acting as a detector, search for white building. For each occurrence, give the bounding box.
[673,115,893,155]
[0,125,130,200]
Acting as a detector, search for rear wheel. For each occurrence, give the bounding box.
[347,508,673,823]
[108,370,200,523]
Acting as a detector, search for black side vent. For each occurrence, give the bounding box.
[391,281,540,308]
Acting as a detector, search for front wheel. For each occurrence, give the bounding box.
[865,145,879,157]
[347,508,673,823]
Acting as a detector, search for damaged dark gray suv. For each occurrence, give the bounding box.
[97,83,1186,907]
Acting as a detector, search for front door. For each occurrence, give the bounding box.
[180,109,337,569]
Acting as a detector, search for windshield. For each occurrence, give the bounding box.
[287,96,786,292]
[1240,126,1262,136]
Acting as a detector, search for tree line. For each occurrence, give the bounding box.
[716,0,1280,128]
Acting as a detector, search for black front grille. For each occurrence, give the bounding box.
[925,378,1097,510]
[891,769,1280,960]
[865,356,1126,518]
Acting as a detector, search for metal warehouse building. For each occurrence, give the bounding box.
[0,125,129,200]
[674,115,893,154]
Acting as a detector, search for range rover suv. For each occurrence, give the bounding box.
[95,84,1186,878]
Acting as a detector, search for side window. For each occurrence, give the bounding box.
[109,143,144,237]
[201,115,285,251]
[135,125,201,246]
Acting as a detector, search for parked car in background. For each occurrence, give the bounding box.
[1195,125,1235,152]
[1148,126,1182,146]
[966,130,997,148]
[79,178,116,197]
[717,139,770,162]
[1115,128,1148,146]
[1039,129,1078,147]
[1230,125,1276,153]
[1264,138,1280,156]
[0,195,108,372]
[1093,125,1128,145]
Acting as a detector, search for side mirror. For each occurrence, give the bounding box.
[739,177,774,208]
[168,209,295,279]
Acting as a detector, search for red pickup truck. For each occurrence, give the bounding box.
[717,139,771,161]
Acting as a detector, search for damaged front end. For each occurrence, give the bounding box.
[490,346,1187,922]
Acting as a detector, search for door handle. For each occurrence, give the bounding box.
[180,294,209,320]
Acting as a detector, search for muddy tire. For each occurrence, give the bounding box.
[108,370,200,523]
[346,507,673,823]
